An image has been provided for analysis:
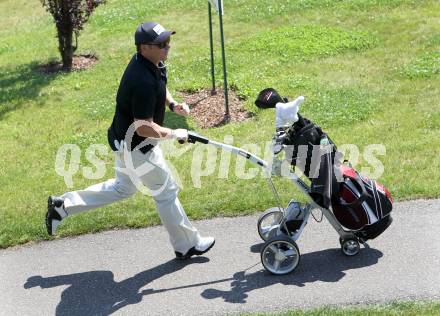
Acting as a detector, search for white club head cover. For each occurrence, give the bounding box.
[275,96,305,128]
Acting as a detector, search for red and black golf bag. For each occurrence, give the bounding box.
[331,164,393,241]
[283,114,394,241]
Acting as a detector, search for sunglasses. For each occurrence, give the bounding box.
[146,39,170,49]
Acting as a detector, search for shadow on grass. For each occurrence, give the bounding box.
[0,61,62,120]
[163,111,190,129]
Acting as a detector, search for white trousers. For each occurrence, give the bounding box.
[61,146,201,254]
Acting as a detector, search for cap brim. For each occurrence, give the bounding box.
[154,30,176,43]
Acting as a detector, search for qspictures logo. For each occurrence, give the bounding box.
[55,121,387,195]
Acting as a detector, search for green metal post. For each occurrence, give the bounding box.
[217,0,229,119]
[208,2,216,95]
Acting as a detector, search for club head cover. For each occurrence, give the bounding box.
[255,88,284,109]
[275,96,305,128]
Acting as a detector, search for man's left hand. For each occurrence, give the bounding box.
[173,102,190,116]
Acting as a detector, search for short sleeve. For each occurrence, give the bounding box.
[131,82,156,119]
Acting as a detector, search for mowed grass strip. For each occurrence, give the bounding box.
[235,25,377,61]
[243,300,440,316]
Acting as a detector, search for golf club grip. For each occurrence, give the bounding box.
[188,131,209,144]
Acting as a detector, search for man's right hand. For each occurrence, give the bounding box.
[171,129,188,143]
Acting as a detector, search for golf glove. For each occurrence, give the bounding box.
[171,129,189,143]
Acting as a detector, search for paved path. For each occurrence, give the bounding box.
[1,199,440,315]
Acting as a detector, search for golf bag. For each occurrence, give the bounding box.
[331,164,393,240]
[284,115,393,240]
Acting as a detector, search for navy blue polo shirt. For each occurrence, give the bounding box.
[108,53,167,153]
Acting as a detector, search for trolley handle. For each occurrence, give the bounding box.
[178,131,210,144]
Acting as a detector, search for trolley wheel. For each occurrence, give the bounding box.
[341,238,360,256]
[261,235,300,275]
[257,208,283,241]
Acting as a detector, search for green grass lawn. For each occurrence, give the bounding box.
[0,0,439,248]
[245,300,440,315]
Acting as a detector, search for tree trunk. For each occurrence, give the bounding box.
[58,28,74,71]
[57,0,74,71]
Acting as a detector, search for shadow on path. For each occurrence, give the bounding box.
[201,246,383,303]
[23,246,383,314]
[24,257,210,316]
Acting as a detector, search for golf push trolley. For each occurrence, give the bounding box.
[180,88,393,275]
[182,108,368,275]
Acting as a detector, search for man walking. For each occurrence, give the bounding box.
[46,22,215,260]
